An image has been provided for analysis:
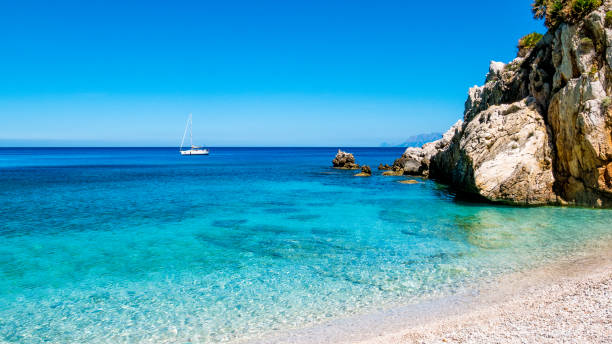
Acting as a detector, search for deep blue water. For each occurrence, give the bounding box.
[0,147,611,343]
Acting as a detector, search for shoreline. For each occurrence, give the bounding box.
[248,240,612,344]
[364,243,612,344]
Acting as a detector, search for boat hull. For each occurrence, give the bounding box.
[180,149,209,155]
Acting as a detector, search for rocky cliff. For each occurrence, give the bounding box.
[394,3,612,207]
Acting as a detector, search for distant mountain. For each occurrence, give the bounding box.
[380,132,442,148]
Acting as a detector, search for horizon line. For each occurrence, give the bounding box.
[0,146,410,149]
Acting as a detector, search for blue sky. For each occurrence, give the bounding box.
[0,0,544,146]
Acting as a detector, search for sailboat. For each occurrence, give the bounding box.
[180,114,209,155]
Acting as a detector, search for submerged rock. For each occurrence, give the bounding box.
[398,179,420,184]
[382,170,404,176]
[332,149,360,170]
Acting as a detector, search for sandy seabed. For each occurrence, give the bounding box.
[250,242,612,344]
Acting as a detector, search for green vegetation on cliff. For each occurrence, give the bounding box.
[605,10,612,27]
[518,32,544,56]
[532,0,602,28]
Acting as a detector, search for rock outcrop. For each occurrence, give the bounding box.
[429,98,557,204]
[355,165,372,177]
[391,120,462,176]
[332,149,360,170]
[392,4,612,207]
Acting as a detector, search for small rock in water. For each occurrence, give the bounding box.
[332,149,360,170]
[355,165,372,177]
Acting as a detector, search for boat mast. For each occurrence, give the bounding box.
[190,114,193,148]
[180,114,191,151]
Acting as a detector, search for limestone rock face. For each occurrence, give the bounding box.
[391,5,612,207]
[332,149,360,170]
[548,73,612,205]
[430,98,557,204]
[539,10,612,207]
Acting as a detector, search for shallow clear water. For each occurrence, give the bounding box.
[0,147,610,343]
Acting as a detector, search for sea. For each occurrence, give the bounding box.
[0,147,611,343]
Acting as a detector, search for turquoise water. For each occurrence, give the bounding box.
[0,147,611,343]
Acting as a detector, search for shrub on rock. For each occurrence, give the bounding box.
[518,32,543,57]
[532,0,601,28]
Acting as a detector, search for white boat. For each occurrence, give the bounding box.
[180,114,209,155]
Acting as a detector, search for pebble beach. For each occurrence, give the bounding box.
[361,248,612,344]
